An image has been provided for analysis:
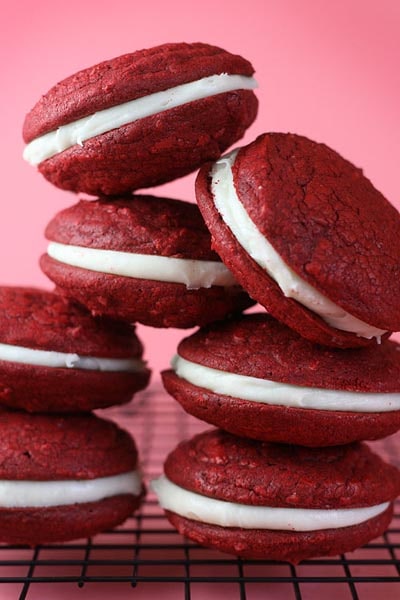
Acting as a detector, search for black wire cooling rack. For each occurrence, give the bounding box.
[0,382,399,600]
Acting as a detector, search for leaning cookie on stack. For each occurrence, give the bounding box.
[155,131,400,561]
[195,132,400,348]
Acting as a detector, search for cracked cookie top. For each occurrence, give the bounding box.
[232,133,400,329]
[195,132,400,346]
[0,286,142,357]
[164,429,400,509]
[45,195,222,260]
[175,313,400,392]
[0,410,138,480]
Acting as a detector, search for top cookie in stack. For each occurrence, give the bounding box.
[22,42,258,196]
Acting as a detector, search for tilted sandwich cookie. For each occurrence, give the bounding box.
[152,429,400,563]
[195,132,400,348]
[22,42,258,196]
[0,410,145,545]
[162,313,400,447]
[40,196,254,328]
[0,286,150,412]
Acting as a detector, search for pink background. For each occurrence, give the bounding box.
[0,4,400,599]
[1,0,399,376]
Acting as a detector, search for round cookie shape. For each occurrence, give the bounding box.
[0,409,145,545]
[162,313,400,446]
[0,286,150,412]
[23,42,258,195]
[40,196,254,328]
[152,429,400,562]
[195,132,400,348]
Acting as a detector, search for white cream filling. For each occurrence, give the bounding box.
[47,241,237,289]
[23,73,258,166]
[210,151,387,340]
[0,470,142,508]
[0,341,146,373]
[172,354,400,413]
[152,476,389,531]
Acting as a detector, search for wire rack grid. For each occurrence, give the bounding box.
[0,382,399,600]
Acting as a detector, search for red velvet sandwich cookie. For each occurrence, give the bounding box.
[195,132,400,348]
[0,409,145,545]
[0,286,150,412]
[40,196,254,328]
[162,313,400,447]
[152,429,400,563]
[23,42,258,196]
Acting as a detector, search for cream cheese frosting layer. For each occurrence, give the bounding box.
[0,470,142,508]
[210,150,387,341]
[0,341,146,373]
[152,476,389,531]
[23,74,258,166]
[172,355,400,413]
[47,241,237,289]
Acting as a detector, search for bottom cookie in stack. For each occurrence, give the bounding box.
[0,409,145,545]
[152,429,400,563]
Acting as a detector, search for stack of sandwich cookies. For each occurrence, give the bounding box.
[0,286,148,543]
[155,130,400,560]
[13,41,259,546]
[19,39,400,558]
[40,196,254,328]
[0,410,145,545]
[24,42,258,330]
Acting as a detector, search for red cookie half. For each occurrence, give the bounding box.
[195,132,400,348]
[40,196,254,328]
[0,409,145,546]
[0,286,150,412]
[152,429,400,563]
[162,313,400,446]
[23,42,258,195]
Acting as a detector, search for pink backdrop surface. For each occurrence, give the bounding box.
[1,0,399,375]
[0,3,400,599]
